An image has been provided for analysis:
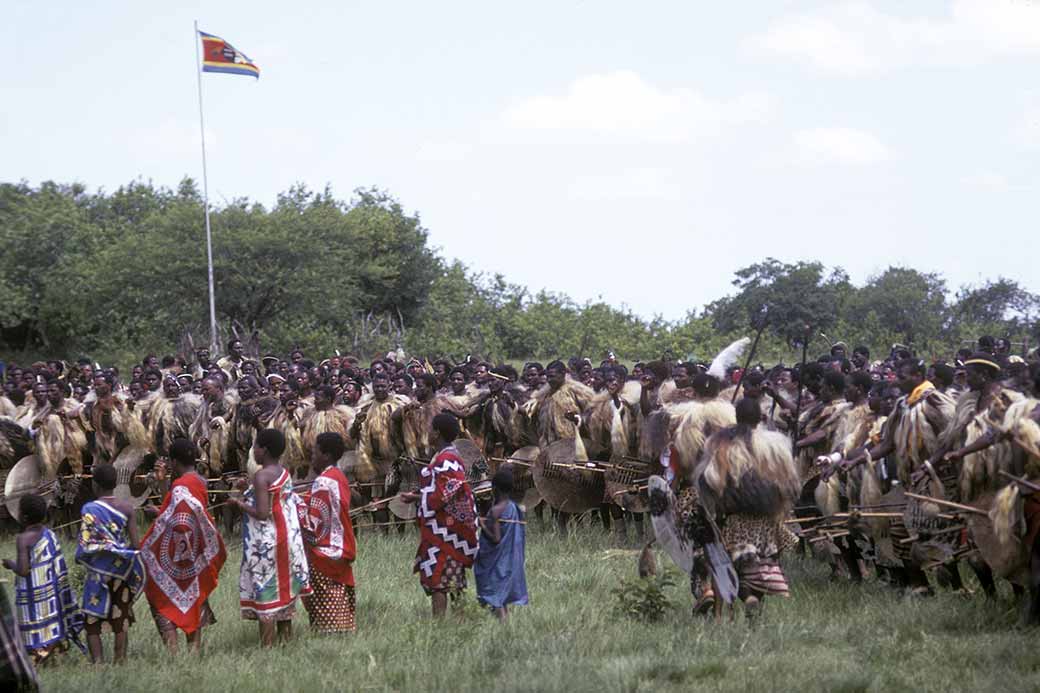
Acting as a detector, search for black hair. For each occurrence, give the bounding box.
[227,338,241,351]
[169,438,197,467]
[931,363,955,389]
[545,360,566,373]
[645,360,669,382]
[735,398,760,426]
[416,373,439,389]
[849,370,873,392]
[432,413,461,442]
[853,345,870,357]
[742,370,766,386]
[316,432,346,462]
[92,464,117,491]
[19,493,47,525]
[492,465,514,495]
[896,357,926,377]
[492,365,518,381]
[524,362,544,373]
[317,384,337,401]
[255,428,286,459]
[690,373,720,399]
[823,370,846,393]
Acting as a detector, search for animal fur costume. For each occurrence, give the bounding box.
[939,386,1023,502]
[80,394,150,464]
[885,383,956,486]
[355,393,410,495]
[665,398,737,480]
[145,392,202,456]
[190,391,237,475]
[0,395,16,418]
[479,385,527,455]
[977,398,1040,585]
[797,399,851,482]
[229,394,279,464]
[29,399,89,478]
[0,417,33,469]
[267,403,306,474]
[584,381,641,461]
[523,378,595,452]
[398,395,457,461]
[691,423,801,600]
[814,402,875,517]
[300,404,355,460]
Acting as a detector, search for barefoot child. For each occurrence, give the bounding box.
[474,466,528,621]
[4,494,84,665]
[75,464,145,664]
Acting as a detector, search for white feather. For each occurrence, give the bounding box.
[707,337,750,381]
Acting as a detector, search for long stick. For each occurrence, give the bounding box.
[904,492,989,516]
[998,470,1040,493]
[792,328,810,448]
[732,321,767,404]
[194,19,218,355]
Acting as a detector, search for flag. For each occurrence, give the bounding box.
[198,30,259,79]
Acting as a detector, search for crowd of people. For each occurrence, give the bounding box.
[0,333,1039,683]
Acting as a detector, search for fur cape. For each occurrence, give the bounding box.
[480,385,527,454]
[29,400,89,478]
[696,424,800,519]
[268,404,305,472]
[584,386,640,461]
[190,393,237,474]
[1005,398,1040,478]
[300,405,355,460]
[665,398,737,479]
[0,395,16,418]
[82,395,150,464]
[796,399,851,480]
[356,394,410,472]
[939,386,1023,502]
[0,417,32,469]
[889,387,956,485]
[145,393,202,456]
[523,378,595,448]
[832,402,875,458]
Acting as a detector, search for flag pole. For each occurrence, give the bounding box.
[194,20,219,355]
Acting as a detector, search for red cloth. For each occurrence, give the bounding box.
[141,472,226,634]
[301,466,356,587]
[413,446,479,589]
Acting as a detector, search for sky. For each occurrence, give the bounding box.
[3,1,1039,320]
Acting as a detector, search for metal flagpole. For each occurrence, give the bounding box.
[194,19,219,355]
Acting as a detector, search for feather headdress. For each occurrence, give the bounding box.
[707,337,751,381]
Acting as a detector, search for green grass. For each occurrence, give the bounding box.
[12,522,1040,693]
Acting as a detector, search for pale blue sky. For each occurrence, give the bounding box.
[3,1,1038,319]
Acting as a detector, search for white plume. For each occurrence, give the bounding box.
[707,337,751,381]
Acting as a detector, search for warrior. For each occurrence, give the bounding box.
[143,376,202,457]
[216,339,246,384]
[299,385,355,465]
[351,372,409,525]
[190,376,237,477]
[523,360,594,451]
[29,378,88,478]
[693,398,801,620]
[79,372,149,465]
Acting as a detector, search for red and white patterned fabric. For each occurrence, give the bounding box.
[413,445,479,591]
[141,472,226,634]
[301,466,356,587]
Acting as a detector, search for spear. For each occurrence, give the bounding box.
[731,305,769,404]
[791,325,811,449]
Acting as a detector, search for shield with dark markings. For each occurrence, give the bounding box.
[533,439,605,513]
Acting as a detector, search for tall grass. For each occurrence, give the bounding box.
[14,522,1040,693]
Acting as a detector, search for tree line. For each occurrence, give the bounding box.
[2,179,1038,367]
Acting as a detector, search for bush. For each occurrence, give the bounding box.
[611,569,678,622]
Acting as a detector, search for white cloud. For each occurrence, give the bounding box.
[793,127,893,165]
[501,70,771,142]
[962,171,1009,191]
[567,167,682,201]
[1014,101,1040,149]
[748,1,1040,75]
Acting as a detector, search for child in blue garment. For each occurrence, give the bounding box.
[474,466,528,621]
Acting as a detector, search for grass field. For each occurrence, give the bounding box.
[11,519,1040,693]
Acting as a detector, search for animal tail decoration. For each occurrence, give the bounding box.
[707,337,751,381]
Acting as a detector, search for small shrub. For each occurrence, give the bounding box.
[612,569,678,622]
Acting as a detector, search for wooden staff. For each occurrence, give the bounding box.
[732,314,768,404]
[489,457,533,467]
[905,492,989,516]
[998,470,1040,493]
